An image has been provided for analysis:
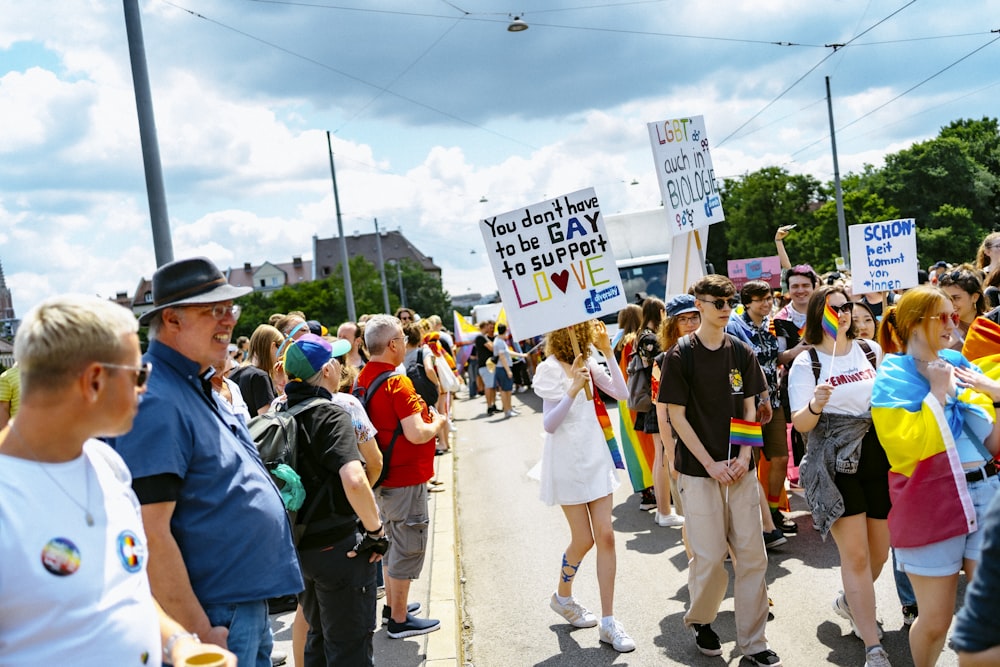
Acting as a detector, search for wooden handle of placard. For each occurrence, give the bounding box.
[568,328,593,401]
[682,232,692,291]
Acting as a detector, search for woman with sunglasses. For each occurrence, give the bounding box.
[872,286,1000,667]
[788,285,892,667]
[975,232,1000,277]
[938,266,986,351]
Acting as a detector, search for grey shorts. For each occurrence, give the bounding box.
[478,365,496,388]
[376,484,430,580]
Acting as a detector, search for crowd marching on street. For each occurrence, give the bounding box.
[5,229,1000,667]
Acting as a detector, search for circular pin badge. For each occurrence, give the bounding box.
[41,537,81,576]
[117,530,146,573]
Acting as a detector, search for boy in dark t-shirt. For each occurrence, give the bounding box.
[659,274,780,667]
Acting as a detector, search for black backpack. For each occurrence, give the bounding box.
[405,348,439,407]
[352,369,404,489]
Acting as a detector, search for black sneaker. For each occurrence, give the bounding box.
[691,623,723,656]
[771,509,798,534]
[639,488,657,511]
[901,604,918,626]
[763,529,787,549]
[748,649,783,666]
[386,613,440,639]
[381,601,421,625]
[486,405,499,415]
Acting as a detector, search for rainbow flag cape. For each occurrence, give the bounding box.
[730,418,764,448]
[821,300,840,339]
[963,316,1000,364]
[616,340,655,491]
[453,310,479,373]
[872,349,994,547]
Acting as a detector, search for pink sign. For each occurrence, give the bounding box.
[727,255,781,290]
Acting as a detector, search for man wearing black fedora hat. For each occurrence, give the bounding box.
[112,257,303,667]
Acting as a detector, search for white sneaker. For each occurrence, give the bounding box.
[834,592,883,640]
[504,409,519,417]
[655,511,685,527]
[599,619,636,653]
[549,593,597,628]
[864,646,892,667]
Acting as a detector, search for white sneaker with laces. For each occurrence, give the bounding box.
[864,646,892,667]
[655,511,685,527]
[599,619,636,653]
[549,594,597,628]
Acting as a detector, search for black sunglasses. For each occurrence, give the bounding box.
[100,362,153,388]
[697,297,740,310]
[831,302,855,314]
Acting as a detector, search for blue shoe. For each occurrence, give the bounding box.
[381,601,421,625]
[387,613,440,639]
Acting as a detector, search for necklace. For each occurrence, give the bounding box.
[7,423,94,527]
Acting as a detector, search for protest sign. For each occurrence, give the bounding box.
[848,218,919,294]
[666,228,709,297]
[479,188,627,340]
[727,255,782,290]
[647,115,724,236]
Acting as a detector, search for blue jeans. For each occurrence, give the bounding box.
[467,358,479,398]
[203,599,273,667]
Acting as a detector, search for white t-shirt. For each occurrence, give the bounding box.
[788,340,882,416]
[0,440,161,666]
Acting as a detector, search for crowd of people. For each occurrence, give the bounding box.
[5,226,1000,666]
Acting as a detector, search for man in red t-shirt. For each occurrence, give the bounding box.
[356,314,446,639]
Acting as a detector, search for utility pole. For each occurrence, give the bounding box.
[326,132,356,321]
[374,218,391,314]
[123,0,173,266]
[826,76,850,268]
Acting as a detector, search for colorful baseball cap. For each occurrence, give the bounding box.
[283,333,352,381]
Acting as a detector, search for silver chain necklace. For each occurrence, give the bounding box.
[8,422,94,527]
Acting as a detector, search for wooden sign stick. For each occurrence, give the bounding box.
[568,327,593,401]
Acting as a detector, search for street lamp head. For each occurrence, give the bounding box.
[507,16,528,32]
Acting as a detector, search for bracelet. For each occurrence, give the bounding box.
[807,401,821,416]
[163,631,199,659]
[359,519,383,536]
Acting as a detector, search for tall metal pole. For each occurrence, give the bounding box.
[326,131,356,321]
[826,76,850,267]
[374,218,391,314]
[123,0,173,266]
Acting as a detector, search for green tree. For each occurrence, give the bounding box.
[393,258,452,320]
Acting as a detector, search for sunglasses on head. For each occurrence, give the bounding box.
[697,297,740,310]
[921,312,961,327]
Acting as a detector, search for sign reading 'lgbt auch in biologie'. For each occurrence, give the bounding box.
[479,188,627,340]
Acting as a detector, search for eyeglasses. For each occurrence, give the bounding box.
[100,362,153,388]
[192,304,242,321]
[829,302,855,314]
[676,313,701,324]
[697,297,740,310]
[920,312,961,327]
[750,296,774,304]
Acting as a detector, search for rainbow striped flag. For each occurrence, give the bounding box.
[591,386,625,470]
[822,300,840,339]
[453,310,479,373]
[730,418,764,448]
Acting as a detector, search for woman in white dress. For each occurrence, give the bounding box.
[534,319,634,652]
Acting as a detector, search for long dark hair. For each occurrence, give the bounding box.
[802,285,855,345]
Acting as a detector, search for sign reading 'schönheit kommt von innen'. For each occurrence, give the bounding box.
[479,188,627,340]
[848,218,919,295]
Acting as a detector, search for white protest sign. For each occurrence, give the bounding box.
[479,188,627,340]
[647,115,724,236]
[848,218,919,294]
[666,228,710,298]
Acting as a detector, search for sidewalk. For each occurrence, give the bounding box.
[270,424,463,667]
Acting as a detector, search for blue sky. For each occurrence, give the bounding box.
[1,0,998,318]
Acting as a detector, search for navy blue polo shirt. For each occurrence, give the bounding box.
[111,340,302,605]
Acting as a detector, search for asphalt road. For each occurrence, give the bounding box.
[453,390,962,667]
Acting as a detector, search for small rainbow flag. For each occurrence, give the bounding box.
[822,300,840,339]
[729,418,764,448]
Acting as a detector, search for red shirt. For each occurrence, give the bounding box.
[356,361,435,487]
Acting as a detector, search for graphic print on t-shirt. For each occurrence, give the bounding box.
[729,368,744,395]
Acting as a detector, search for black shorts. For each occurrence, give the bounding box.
[637,409,659,435]
[835,428,891,520]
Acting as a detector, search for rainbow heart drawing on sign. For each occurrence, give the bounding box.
[551,270,570,293]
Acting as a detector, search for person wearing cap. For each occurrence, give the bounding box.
[281,334,387,666]
[930,261,950,285]
[110,257,302,667]
[355,314,447,639]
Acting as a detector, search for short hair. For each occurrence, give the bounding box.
[273,314,307,336]
[691,274,735,299]
[802,285,854,345]
[364,314,401,355]
[337,321,360,340]
[740,280,772,303]
[878,286,952,354]
[426,314,442,328]
[545,320,595,364]
[787,265,818,288]
[15,295,139,396]
[496,323,507,336]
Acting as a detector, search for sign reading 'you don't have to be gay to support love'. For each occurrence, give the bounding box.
[479,188,628,340]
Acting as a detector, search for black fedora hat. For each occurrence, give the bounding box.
[138,257,253,325]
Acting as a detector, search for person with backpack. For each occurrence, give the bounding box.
[280,333,387,666]
[788,285,890,667]
[355,315,447,640]
[660,275,780,667]
[626,297,664,513]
